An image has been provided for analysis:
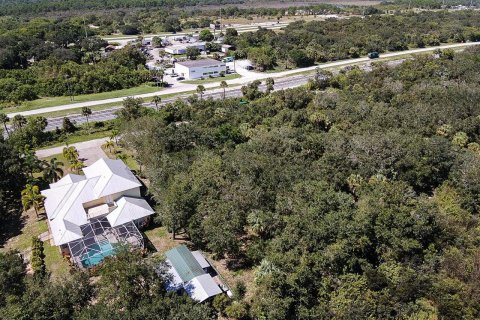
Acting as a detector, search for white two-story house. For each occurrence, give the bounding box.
[41,158,155,269]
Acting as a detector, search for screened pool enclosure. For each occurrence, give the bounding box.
[66,217,144,269]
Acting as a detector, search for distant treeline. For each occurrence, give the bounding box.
[386,0,480,8]
[226,11,480,70]
[0,0,243,16]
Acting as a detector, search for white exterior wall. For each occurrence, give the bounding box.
[175,63,227,80]
[165,43,205,55]
[165,47,186,55]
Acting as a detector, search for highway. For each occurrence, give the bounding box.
[102,21,292,42]
[41,74,309,131]
[8,42,478,119]
[4,42,478,133]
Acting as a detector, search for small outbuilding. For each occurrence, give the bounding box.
[165,245,226,302]
[175,58,226,80]
[221,44,232,53]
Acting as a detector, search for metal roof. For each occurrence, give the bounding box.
[42,158,146,246]
[165,245,205,282]
[107,197,155,227]
[176,58,225,68]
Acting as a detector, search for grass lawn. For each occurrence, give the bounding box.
[143,226,182,253]
[34,102,122,119]
[2,84,163,114]
[0,215,49,253]
[22,89,198,118]
[0,209,71,280]
[102,142,140,171]
[183,73,241,84]
[38,152,70,172]
[37,128,113,150]
[44,241,72,280]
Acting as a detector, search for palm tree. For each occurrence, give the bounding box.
[117,153,128,162]
[254,259,278,283]
[220,81,228,100]
[81,107,92,127]
[62,146,79,164]
[12,115,27,130]
[155,69,165,87]
[0,113,10,136]
[247,210,271,236]
[21,184,45,219]
[152,96,162,112]
[103,140,115,153]
[110,129,119,144]
[70,160,85,174]
[196,85,206,100]
[42,157,64,183]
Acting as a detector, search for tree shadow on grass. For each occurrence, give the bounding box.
[0,208,26,248]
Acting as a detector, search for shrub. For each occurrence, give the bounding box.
[225,301,249,320]
[31,237,46,278]
[93,121,105,128]
[212,293,230,314]
[234,281,247,300]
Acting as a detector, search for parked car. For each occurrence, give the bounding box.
[368,51,380,59]
[177,76,185,80]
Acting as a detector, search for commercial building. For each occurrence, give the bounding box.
[165,245,228,302]
[164,42,206,55]
[41,158,155,269]
[175,58,226,80]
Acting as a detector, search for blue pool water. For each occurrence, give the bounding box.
[81,242,115,268]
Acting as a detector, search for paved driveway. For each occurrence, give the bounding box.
[36,137,109,165]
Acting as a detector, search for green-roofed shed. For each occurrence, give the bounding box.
[165,245,206,282]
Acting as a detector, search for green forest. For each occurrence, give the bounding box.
[233,11,480,70]
[1,35,480,320]
[2,1,480,319]
[2,11,480,106]
[0,0,243,15]
[117,46,480,318]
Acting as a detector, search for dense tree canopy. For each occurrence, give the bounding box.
[121,46,480,318]
[0,18,150,105]
[0,249,214,319]
[0,138,27,240]
[229,11,480,70]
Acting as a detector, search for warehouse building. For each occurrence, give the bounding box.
[175,58,226,80]
[164,42,206,55]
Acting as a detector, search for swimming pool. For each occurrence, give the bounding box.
[81,241,116,268]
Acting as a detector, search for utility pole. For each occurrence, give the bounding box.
[83,16,88,39]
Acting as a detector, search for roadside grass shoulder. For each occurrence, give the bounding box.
[37,129,113,150]
[2,84,163,114]
[183,73,241,84]
[32,103,121,119]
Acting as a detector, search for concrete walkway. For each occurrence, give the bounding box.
[8,42,478,118]
[36,137,109,165]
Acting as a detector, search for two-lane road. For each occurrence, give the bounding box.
[5,42,478,133]
[42,74,308,131]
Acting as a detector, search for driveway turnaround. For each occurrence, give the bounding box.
[36,137,109,165]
